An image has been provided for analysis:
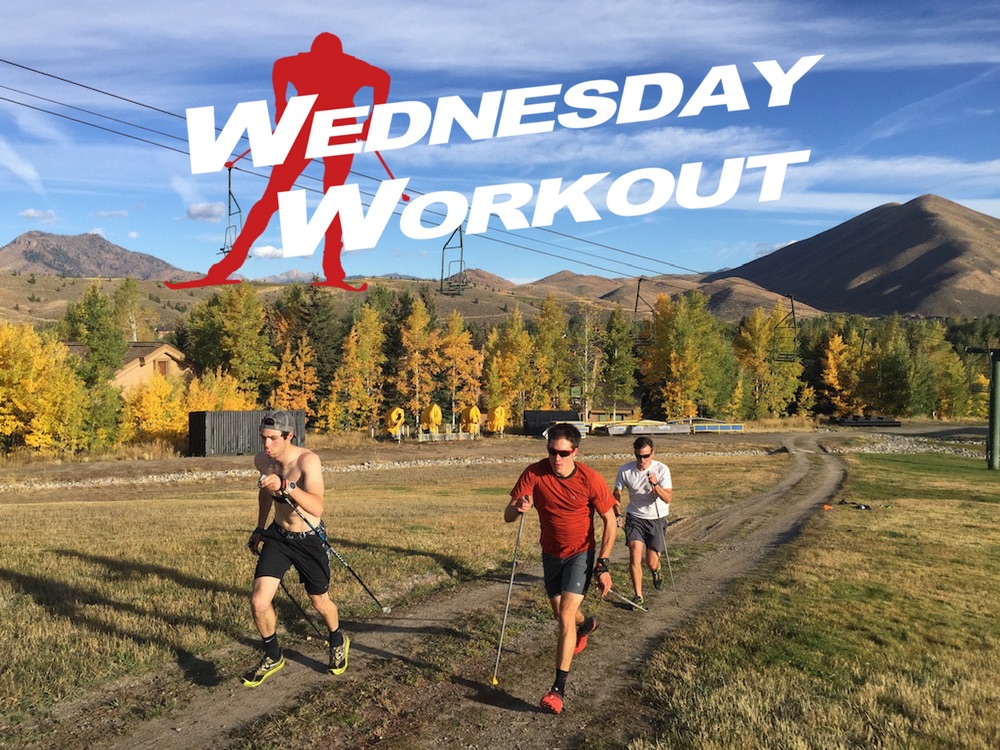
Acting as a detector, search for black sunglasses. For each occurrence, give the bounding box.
[635,452,653,459]
[547,447,574,458]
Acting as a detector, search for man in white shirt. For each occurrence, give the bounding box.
[613,437,672,607]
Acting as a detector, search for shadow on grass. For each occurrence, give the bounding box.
[325,534,482,581]
[2,551,262,687]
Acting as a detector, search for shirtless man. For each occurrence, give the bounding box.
[242,410,348,686]
[168,32,390,291]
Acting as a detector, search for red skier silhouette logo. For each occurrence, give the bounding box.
[167,33,390,291]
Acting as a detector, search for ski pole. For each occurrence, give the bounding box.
[492,511,524,686]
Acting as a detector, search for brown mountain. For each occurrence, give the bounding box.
[0,231,194,281]
[705,194,1000,317]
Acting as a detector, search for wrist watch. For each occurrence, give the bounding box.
[287,481,296,492]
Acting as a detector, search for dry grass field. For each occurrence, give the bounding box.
[2,429,998,749]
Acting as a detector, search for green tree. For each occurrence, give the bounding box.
[732,304,803,419]
[185,284,276,395]
[112,278,157,342]
[62,282,129,386]
[601,306,637,419]
[532,295,571,409]
[641,290,736,419]
[270,283,344,408]
[569,305,604,421]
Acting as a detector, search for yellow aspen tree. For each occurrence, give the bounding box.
[642,291,733,419]
[439,310,483,426]
[394,297,442,426]
[821,332,863,416]
[481,307,535,426]
[119,375,188,444]
[186,367,257,412]
[0,324,87,453]
[326,304,385,432]
[269,333,319,417]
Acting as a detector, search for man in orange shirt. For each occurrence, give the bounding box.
[504,423,617,714]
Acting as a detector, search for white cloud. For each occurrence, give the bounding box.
[95,209,129,218]
[186,202,225,221]
[128,231,139,238]
[19,207,58,223]
[252,245,284,258]
[0,136,43,193]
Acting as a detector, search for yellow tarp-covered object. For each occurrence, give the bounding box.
[420,403,442,433]
[460,405,481,434]
[487,405,506,433]
[385,407,405,437]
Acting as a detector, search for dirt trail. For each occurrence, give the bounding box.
[66,433,844,750]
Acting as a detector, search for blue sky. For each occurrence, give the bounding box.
[1,0,997,285]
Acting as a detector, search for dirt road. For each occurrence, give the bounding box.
[50,432,842,750]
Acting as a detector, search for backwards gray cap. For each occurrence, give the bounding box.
[260,410,295,433]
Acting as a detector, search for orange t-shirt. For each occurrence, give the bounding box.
[510,459,615,559]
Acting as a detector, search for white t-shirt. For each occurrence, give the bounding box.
[614,459,671,520]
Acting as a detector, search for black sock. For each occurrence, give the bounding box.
[552,669,569,694]
[262,633,281,660]
[329,629,344,647]
[577,616,595,636]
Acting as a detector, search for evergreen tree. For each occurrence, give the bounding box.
[270,283,344,408]
[601,306,637,419]
[185,284,276,396]
[532,295,571,409]
[62,282,129,387]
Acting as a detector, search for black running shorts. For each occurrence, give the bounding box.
[255,522,331,595]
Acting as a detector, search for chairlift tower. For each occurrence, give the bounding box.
[632,277,655,347]
[771,296,799,363]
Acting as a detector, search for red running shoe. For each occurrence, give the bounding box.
[574,617,598,655]
[540,689,563,714]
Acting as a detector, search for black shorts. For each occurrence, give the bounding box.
[624,515,667,554]
[255,522,331,595]
[542,549,595,598]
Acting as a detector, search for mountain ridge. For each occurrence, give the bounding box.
[2,194,998,322]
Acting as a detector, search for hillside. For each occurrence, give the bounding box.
[2,194,998,330]
[0,231,196,281]
[706,194,1000,317]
